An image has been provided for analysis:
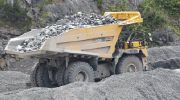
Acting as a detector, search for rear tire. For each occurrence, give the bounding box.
[37,64,57,88]
[64,62,94,84]
[116,55,143,74]
[30,63,39,87]
[56,64,66,86]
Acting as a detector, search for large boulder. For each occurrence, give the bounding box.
[152,28,180,46]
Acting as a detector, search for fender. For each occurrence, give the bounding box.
[111,48,148,74]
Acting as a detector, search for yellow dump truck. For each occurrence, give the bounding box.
[5,12,149,88]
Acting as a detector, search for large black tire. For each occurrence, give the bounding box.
[116,55,143,74]
[64,62,94,84]
[30,63,39,87]
[37,64,57,88]
[56,64,66,86]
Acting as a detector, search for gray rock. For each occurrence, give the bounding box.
[7,0,14,7]
[156,41,164,46]
[16,13,119,52]
[0,71,30,93]
[0,43,5,54]
[3,58,38,74]
[25,0,31,5]
[45,0,100,23]
[152,28,179,44]
[147,46,180,69]
[32,7,40,15]
[0,27,21,36]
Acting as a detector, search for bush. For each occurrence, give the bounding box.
[0,0,31,31]
[0,0,5,9]
[2,0,30,22]
[138,0,167,30]
[155,0,180,16]
[94,0,103,5]
[108,0,132,12]
[40,12,51,27]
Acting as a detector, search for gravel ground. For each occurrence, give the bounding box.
[0,69,180,100]
[0,71,30,93]
[147,46,180,69]
[1,45,180,99]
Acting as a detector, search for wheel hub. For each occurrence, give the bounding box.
[126,63,137,72]
[76,71,88,82]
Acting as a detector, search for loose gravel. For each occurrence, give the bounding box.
[1,45,180,99]
[16,13,118,52]
[147,46,180,69]
[0,69,180,100]
[0,71,30,93]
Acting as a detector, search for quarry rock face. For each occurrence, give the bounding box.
[16,13,118,52]
[45,0,100,22]
[152,28,180,46]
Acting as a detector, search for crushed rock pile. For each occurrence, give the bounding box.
[16,13,118,52]
[4,58,38,74]
[1,69,180,100]
[0,71,30,93]
[147,46,180,69]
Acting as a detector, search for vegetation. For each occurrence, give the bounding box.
[94,0,103,11]
[98,0,180,46]
[138,0,180,34]
[0,0,32,32]
[40,12,51,27]
[0,0,5,9]
[101,0,179,36]
[96,0,180,34]
[154,0,180,16]
[36,0,53,11]
[94,0,103,5]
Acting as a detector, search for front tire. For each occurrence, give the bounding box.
[116,55,143,74]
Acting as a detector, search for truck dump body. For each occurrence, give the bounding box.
[5,12,143,59]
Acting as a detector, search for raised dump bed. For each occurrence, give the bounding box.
[5,12,143,59]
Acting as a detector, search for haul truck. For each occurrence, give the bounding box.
[5,12,149,88]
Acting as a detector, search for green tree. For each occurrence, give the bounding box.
[3,0,30,22]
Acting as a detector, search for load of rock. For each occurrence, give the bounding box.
[16,13,118,52]
[0,69,180,100]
